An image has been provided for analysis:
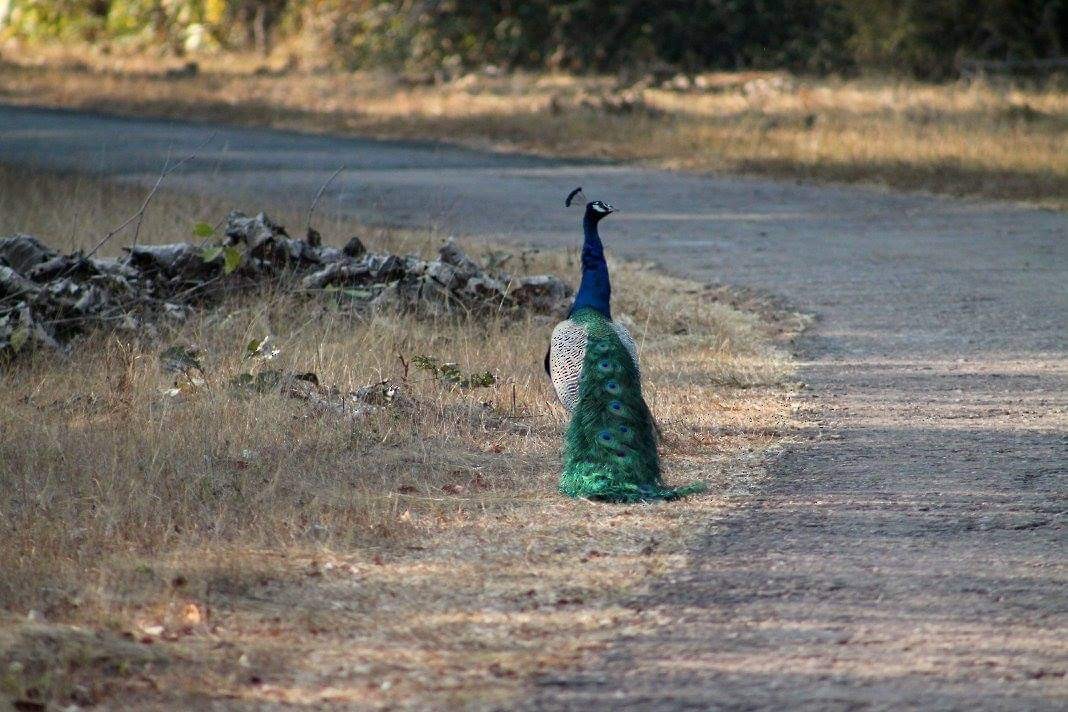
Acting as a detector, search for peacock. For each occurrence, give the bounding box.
[545,187,704,502]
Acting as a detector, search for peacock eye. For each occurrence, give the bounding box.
[604,380,620,394]
[598,430,614,442]
[609,400,623,413]
[597,359,613,372]
[618,425,630,435]
[616,450,628,458]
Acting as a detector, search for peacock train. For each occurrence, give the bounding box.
[545,187,704,502]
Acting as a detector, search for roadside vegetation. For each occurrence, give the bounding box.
[0,166,800,708]
[3,1,1062,80]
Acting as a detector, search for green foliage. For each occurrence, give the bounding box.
[243,334,280,361]
[157,337,292,395]
[9,325,29,353]
[412,355,495,389]
[4,0,1064,78]
[193,221,215,238]
[201,244,242,274]
[844,0,1068,79]
[326,0,853,74]
[2,0,108,42]
[2,0,282,50]
[159,344,207,395]
[221,246,242,274]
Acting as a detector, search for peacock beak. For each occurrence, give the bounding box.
[604,203,615,213]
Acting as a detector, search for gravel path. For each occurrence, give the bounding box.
[2,105,1065,709]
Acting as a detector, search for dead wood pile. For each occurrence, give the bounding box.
[0,211,571,357]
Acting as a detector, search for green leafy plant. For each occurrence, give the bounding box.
[159,344,204,374]
[157,338,300,396]
[244,335,280,362]
[158,344,207,397]
[9,326,30,354]
[201,245,243,274]
[412,355,495,389]
[229,335,285,393]
[5,1,1063,78]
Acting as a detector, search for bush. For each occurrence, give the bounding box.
[322,0,853,74]
[846,0,1067,79]
[2,0,1064,78]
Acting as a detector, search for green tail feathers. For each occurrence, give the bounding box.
[559,309,705,503]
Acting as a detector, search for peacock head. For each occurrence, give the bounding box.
[565,187,614,223]
[585,200,615,222]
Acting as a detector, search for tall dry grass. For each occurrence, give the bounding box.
[1,53,1065,207]
[0,166,795,708]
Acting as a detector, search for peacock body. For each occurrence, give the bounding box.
[547,191,703,502]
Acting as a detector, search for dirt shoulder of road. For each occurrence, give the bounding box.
[1,54,1065,210]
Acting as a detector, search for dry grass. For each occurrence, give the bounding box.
[0,165,798,708]
[1,49,1065,208]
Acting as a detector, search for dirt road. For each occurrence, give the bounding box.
[2,105,1066,708]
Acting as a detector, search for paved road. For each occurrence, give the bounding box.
[2,105,1066,709]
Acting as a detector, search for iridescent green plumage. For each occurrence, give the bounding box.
[559,308,704,502]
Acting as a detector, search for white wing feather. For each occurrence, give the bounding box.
[549,320,588,412]
[549,318,641,412]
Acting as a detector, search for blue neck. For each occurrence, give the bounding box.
[569,214,611,319]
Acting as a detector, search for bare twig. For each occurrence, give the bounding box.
[167,274,226,302]
[86,132,216,259]
[306,166,345,235]
[132,148,172,248]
